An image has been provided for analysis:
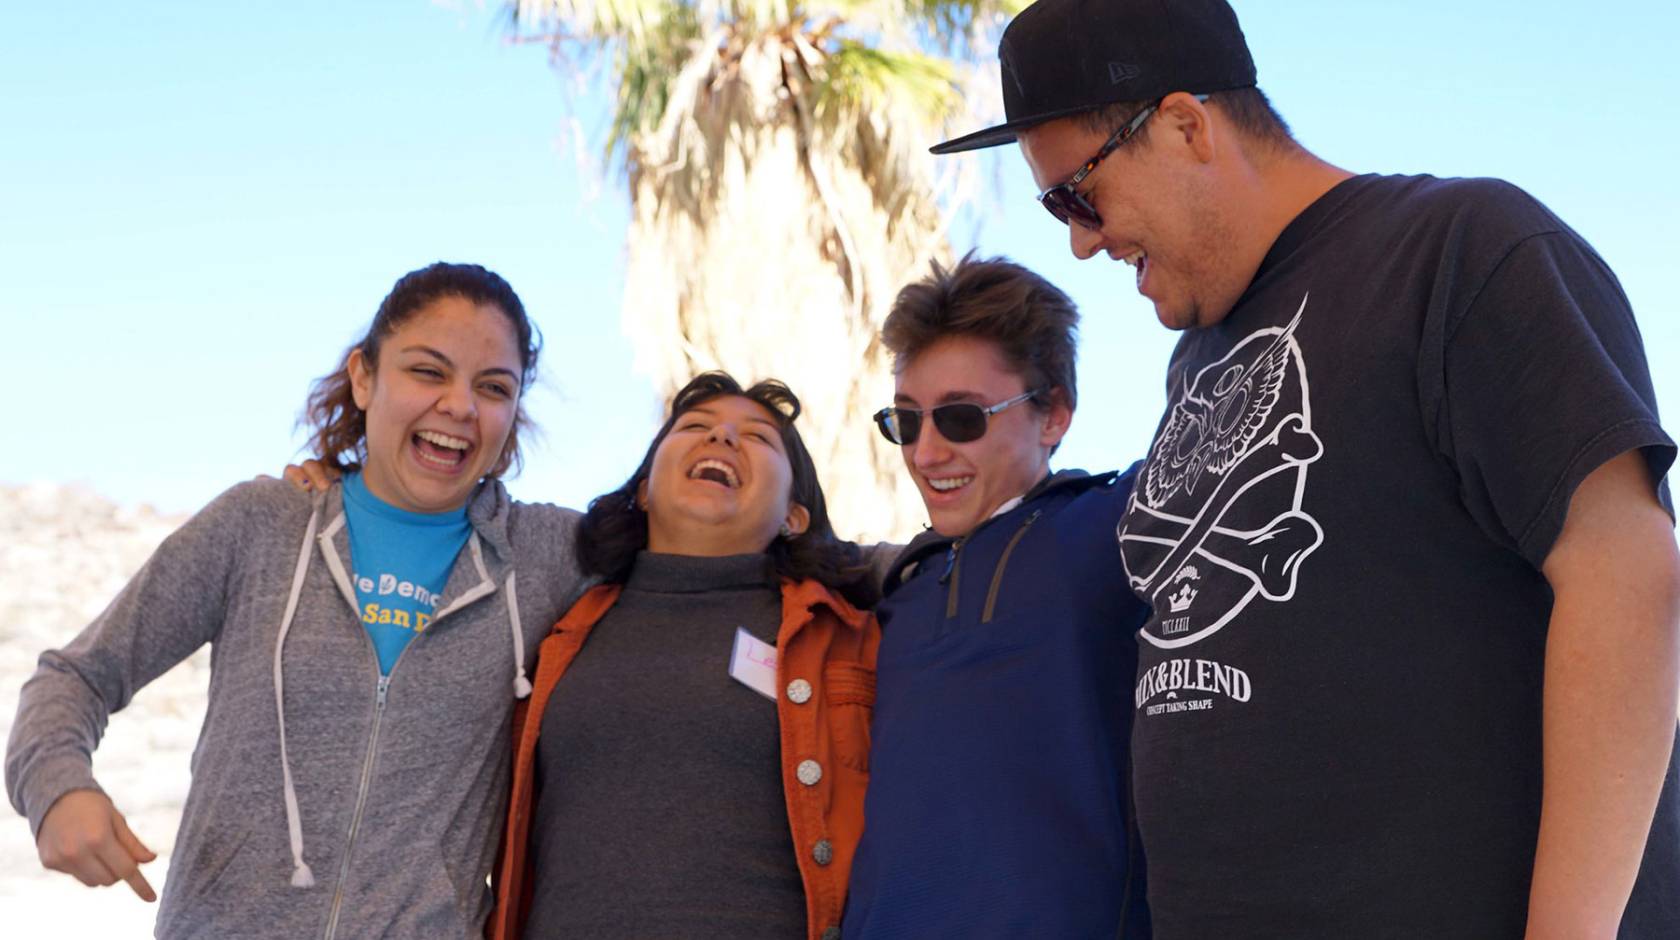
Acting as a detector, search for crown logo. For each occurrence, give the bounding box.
[1168,583,1197,613]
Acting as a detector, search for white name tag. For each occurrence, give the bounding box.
[728,627,779,701]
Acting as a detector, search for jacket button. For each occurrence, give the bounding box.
[812,839,834,866]
[821,927,840,940]
[786,678,813,704]
[796,759,823,786]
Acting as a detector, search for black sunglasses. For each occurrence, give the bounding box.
[1036,94,1206,229]
[873,389,1042,446]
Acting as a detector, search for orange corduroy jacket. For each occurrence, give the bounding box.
[487,579,880,940]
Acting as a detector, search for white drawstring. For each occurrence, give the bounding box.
[273,506,320,889]
[504,571,531,698]
[270,507,526,894]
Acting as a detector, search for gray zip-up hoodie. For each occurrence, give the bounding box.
[5,477,591,938]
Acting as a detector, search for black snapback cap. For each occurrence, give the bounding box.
[932,0,1257,154]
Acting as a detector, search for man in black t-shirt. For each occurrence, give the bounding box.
[933,0,1680,937]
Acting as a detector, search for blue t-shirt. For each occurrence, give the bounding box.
[341,473,472,674]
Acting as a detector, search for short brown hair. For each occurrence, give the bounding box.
[883,253,1079,412]
[1077,86,1294,151]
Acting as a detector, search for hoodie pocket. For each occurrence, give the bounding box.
[384,838,475,937]
[174,825,252,903]
[823,662,876,773]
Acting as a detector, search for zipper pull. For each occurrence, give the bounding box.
[938,539,962,584]
[376,675,390,709]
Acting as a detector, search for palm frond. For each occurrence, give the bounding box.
[511,0,673,46]
[609,18,706,161]
[809,0,1022,54]
[501,0,1010,539]
[813,41,959,128]
[899,0,1027,33]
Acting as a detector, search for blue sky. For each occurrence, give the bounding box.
[3,0,1676,521]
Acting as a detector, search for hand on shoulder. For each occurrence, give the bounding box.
[281,458,338,493]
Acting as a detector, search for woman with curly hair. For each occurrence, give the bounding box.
[490,372,881,940]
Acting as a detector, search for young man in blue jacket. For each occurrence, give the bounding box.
[842,254,1151,938]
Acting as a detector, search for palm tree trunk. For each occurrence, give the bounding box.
[622,117,937,542]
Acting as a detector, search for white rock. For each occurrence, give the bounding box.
[0,483,199,936]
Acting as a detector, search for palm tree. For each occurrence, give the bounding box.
[508,0,1020,541]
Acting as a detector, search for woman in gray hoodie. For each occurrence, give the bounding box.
[5,262,594,938]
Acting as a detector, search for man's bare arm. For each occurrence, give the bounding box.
[1526,449,1680,939]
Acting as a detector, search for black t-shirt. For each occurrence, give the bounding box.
[1118,174,1679,938]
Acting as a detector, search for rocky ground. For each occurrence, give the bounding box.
[0,483,201,936]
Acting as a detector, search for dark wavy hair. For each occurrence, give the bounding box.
[301,262,542,477]
[579,372,879,610]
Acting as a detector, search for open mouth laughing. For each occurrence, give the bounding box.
[687,457,741,489]
[1119,248,1149,288]
[412,429,472,472]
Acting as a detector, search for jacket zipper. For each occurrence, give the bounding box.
[981,509,1041,623]
[936,504,1045,622]
[938,537,965,619]
[313,516,497,938]
[323,672,390,940]
[317,590,487,938]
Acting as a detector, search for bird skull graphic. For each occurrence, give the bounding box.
[1120,295,1324,649]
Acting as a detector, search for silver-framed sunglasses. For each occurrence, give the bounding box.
[872,389,1043,445]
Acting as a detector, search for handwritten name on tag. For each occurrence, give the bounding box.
[728,627,779,700]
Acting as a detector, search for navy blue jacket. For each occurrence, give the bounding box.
[843,468,1151,939]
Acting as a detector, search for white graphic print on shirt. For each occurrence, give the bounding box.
[1120,296,1323,652]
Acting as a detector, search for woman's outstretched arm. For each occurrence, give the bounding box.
[5,479,291,898]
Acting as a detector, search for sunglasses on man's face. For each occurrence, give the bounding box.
[872,389,1042,446]
[1036,94,1206,230]
[1036,100,1160,230]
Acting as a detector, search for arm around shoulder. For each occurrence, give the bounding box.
[504,498,597,623]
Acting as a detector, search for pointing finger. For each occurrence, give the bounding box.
[95,839,156,903]
[112,810,157,863]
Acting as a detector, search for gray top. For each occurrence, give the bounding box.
[527,551,806,938]
[5,477,592,939]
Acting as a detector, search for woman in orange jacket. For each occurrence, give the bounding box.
[490,372,881,940]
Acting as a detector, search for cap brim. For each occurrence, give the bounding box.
[929,105,1103,155]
